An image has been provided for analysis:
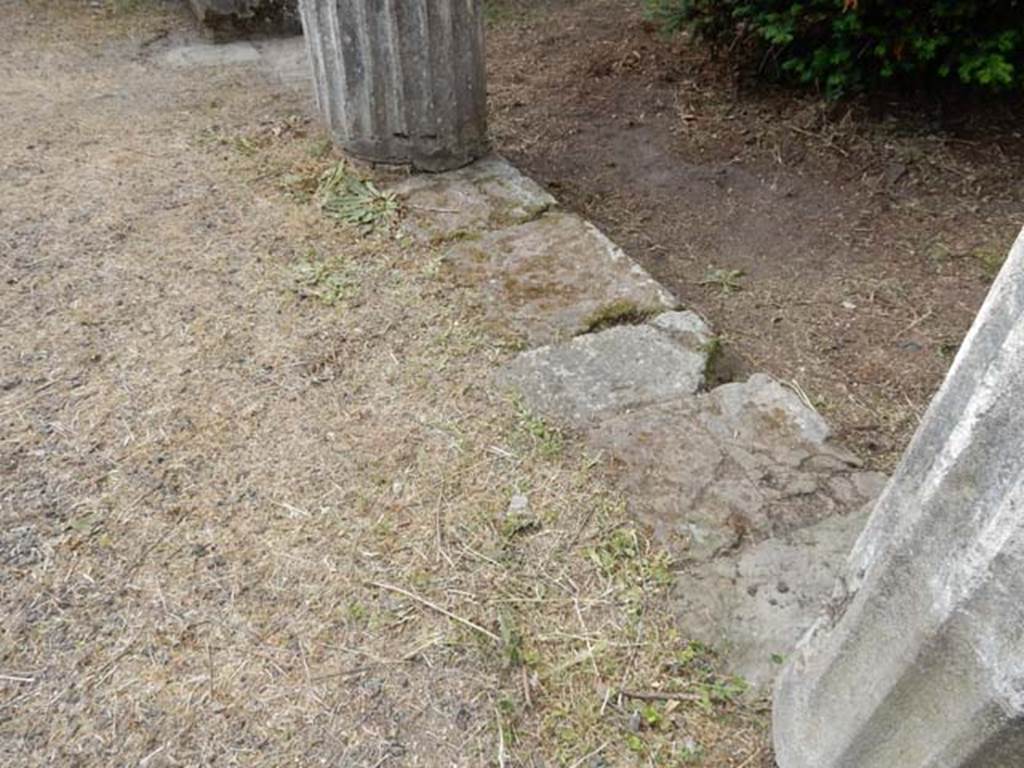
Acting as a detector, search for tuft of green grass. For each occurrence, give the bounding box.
[699,334,725,384]
[589,527,673,590]
[307,136,334,159]
[939,340,960,360]
[514,404,564,459]
[290,249,359,306]
[498,611,527,669]
[316,163,400,234]
[195,126,267,157]
[973,246,1007,280]
[232,136,260,156]
[501,515,540,538]
[700,267,745,295]
[583,299,659,333]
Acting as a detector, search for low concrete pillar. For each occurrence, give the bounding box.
[774,230,1024,767]
[298,0,488,172]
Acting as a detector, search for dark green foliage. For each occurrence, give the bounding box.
[647,0,1024,97]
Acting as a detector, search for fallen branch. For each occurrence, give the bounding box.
[617,688,703,703]
[567,741,610,768]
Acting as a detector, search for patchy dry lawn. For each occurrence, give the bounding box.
[1,2,767,766]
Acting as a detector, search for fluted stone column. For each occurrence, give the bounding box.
[774,230,1024,768]
[298,0,488,172]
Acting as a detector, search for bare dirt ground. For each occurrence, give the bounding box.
[1,2,768,766]
[487,0,1024,469]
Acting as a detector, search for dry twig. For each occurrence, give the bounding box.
[367,581,501,643]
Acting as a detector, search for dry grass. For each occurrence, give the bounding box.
[0,3,769,766]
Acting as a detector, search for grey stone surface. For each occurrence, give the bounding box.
[584,374,885,562]
[252,37,310,93]
[444,212,678,346]
[650,310,716,345]
[299,0,488,171]
[159,37,312,99]
[497,312,712,428]
[673,504,873,690]
[160,41,262,68]
[393,155,555,243]
[774,231,1024,768]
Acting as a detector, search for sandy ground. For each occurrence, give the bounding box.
[1,2,768,766]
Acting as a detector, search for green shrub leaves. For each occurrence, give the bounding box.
[648,0,1024,97]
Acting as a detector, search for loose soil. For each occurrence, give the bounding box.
[487,0,1024,468]
[1,2,768,766]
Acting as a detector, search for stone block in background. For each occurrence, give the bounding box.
[187,0,301,38]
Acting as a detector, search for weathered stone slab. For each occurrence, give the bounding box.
[585,374,885,562]
[774,231,1024,768]
[649,310,716,345]
[252,37,310,93]
[444,212,678,347]
[497,312,712,428]
[393,155,555,244]
[160,41,263,69]
[159,37,312,100]
[673,503,872,690]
